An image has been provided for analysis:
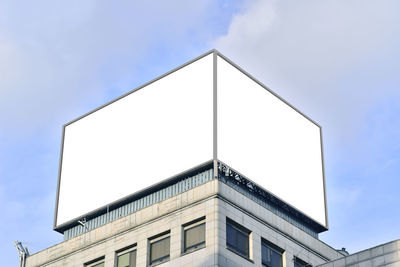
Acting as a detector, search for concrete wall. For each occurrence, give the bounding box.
[26,180,219,267]
[216,181,343,267]
[316,240,400,267]
[25,179,342,267]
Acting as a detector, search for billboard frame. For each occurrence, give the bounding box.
[54,49,329,232]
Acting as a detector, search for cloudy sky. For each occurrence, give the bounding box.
[1,0,399,265]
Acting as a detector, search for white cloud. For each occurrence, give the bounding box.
[0,0,216,138]
[0,4,221,261]
[213,0,400,252]
[214,0,400,142]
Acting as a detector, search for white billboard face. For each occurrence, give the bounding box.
[56,54,214,227]
[56,51,327,230]
[217,56,327,227]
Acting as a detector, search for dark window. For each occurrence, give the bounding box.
[226,218,250,258]
[261,240,283,267]
[294,257,310,267]
[183,218,206,253]
[85,258,104,267]
[117,246,136,267]
[149,232,170,265]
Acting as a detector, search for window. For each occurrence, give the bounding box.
[261,239,283,267]
[149,231,170,265]
[226,218,251,258]
[294,257,310,267]
[183,217,206,253]
[116,245,136,267]
[85,258,104,267]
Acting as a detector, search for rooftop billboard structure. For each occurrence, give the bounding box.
[54,50,328,232]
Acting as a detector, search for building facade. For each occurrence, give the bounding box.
[25,166,345,267]
[22,51,400,267]
[24,166,400,266]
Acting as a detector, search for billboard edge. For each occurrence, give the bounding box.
[53,125,66,230]
[320,127,329,229]
[213,50,218,179]
[54,159,214,232]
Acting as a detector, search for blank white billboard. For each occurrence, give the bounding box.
[56,51,327,230]
[217,55,327,227]
[56,53,214,227]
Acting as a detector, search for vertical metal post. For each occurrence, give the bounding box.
[14,241,28,267]
[213,50,218,179]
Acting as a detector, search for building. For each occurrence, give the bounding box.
[22,50,400,267]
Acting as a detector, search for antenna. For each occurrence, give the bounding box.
[15,240,29,267]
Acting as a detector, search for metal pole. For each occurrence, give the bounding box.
[14,241,28,267]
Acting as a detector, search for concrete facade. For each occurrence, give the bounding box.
[317,240,400,267]
[25,179,347,267]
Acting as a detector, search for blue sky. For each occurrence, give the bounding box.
[1,1,399,265]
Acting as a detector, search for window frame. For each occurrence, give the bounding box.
[182,217,206,254]
[148,231,171,266]
[85,257,105,267]
[261,238,284,267]
[294,257,311,267]
[115,244,137,267]
[226,217,252,260]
